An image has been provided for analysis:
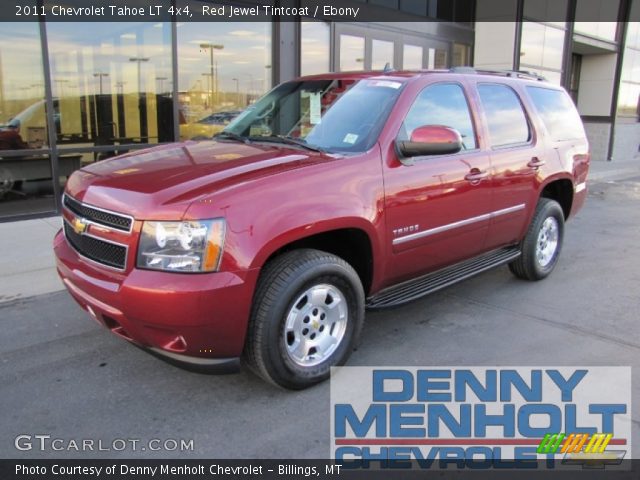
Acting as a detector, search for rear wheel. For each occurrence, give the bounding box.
[244,249,365,389]
[509,198,565,281]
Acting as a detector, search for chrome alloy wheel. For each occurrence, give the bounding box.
[536,216,559,268]
[284,283,348,367]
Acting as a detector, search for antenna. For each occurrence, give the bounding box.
[383,63,395,74]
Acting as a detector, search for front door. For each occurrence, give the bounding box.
[383,81,492,285]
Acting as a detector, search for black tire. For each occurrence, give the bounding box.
[244,249,365,389]
[509,198,565,281]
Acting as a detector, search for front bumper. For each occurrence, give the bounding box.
[54,229,259,372]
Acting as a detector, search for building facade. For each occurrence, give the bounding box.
[0,0,637,221]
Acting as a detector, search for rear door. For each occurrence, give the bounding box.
[472,81,544,249]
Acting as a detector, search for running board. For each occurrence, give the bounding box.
[366,247,521,309]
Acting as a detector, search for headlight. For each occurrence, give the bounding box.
[137,219,226,272]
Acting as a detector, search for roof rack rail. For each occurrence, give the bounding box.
[448,67,547,82]
[449,66,477,74]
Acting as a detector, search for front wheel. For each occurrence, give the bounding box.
[509,198,565,281]
[244,249,365,389]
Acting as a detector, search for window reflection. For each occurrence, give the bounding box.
[452,43,471,66]
[478,84,531,147]
[574,22,618,42]
[177,21,271,141]
[301,22,330,76]
[520,22,564,71]
[0,23,55,216]
[0,24,48,151]
[519,22,565,85]
[434,49,448,69]
[372,39,395,69]
[340,35,365,71]
[619,47,640,117]
[46,22,174,159]
[403,44,423,69]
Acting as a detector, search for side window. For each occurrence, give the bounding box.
[526,86,586,141]
[477,84,531,148]
[401,83,477,150]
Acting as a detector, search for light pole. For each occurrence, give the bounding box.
[232,77,239,107]
[244,73,254,105]
[115,81,126,95]
[156,76,168,94]
[129,57,149,94]
[199,43,224,108]
[264,64,271,91]
[54,79,69,98]
[129,57,150,143]
[93,72,109,95]
[201,73,213,109]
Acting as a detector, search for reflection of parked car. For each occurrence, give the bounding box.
[179,110,241,141]
[55,69,590,389]
[0,100,72,197]
[0,124,29,151]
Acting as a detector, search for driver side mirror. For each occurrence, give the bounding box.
[397,125,462,163]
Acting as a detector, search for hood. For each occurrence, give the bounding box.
[66,140,337,220]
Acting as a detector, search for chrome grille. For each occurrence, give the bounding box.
[63,194,133,232]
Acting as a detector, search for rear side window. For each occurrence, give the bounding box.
[401,83,477,150]
[526,86,585,141]
[477,84,531,148]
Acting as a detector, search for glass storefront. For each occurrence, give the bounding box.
[519,21,566,85]
[618,21,640,118]
[371,39,395,69]
[339,34,365,71]
[176,21,271,140]
[452,43,472,66]
[0,11,474,220]
[0,23,55,217]
[46,22,174,154]
[301,22,330,76]
[403,44,424,69]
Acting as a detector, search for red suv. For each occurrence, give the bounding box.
[54,69,589,389]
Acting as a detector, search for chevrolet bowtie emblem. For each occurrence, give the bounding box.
[72,217,89,235]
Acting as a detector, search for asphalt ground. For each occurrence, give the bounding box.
[1,175,639,459]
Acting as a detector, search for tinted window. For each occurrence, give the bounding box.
[527,87,586,141]
[401,83,477,150]
[478,84,531,147]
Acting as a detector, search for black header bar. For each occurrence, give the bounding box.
[4,0,638,22]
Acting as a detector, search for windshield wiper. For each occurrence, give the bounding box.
[213,131,251,144]
[249,135,327,153]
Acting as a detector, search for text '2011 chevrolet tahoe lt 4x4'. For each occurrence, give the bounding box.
[54,68,589,389]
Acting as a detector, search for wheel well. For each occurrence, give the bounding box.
[264,229,374,295]
[541,179,573,220]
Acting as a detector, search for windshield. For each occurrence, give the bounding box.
[222,78,404,153]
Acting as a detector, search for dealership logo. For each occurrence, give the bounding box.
[537,433,626,469]
[72,217,89,235]
[330,367,631,470]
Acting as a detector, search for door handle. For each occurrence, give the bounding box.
[527,157,546,168]
[465,169,489,183]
